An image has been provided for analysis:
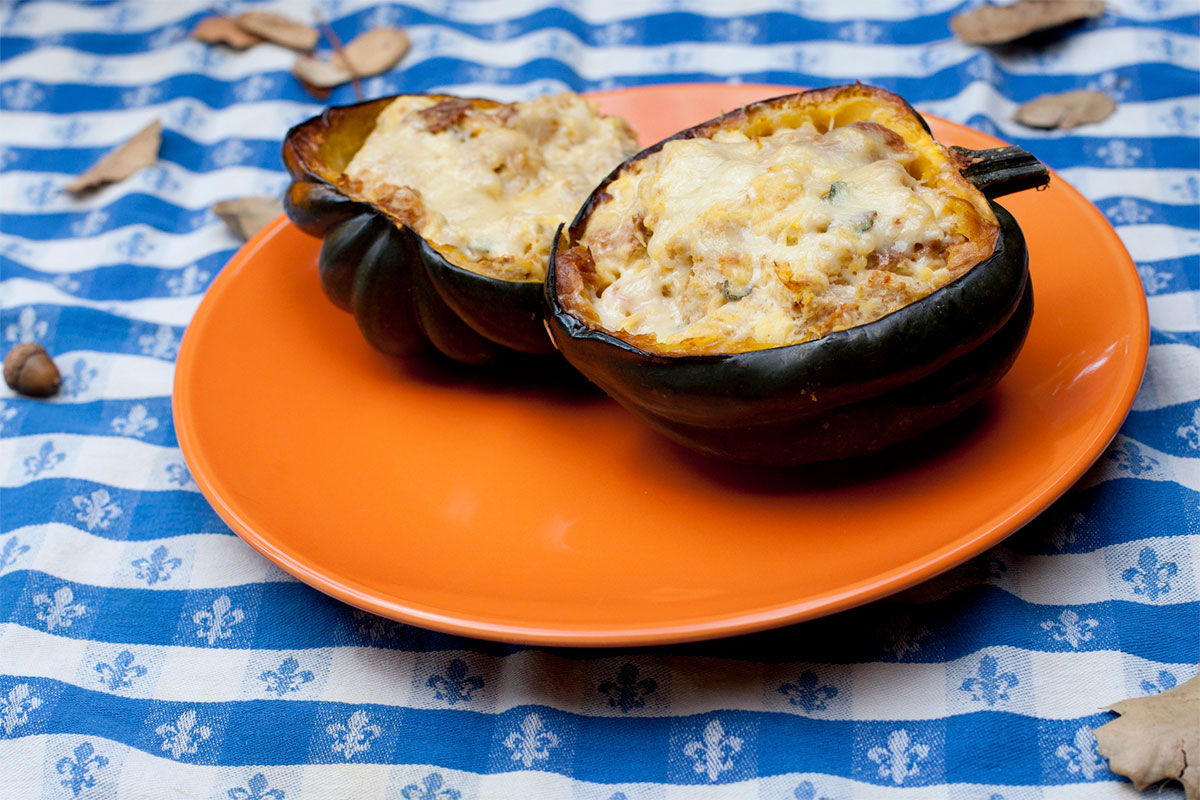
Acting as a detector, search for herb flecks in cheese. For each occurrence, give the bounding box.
[342,93,639,281]
[568,115,998,354]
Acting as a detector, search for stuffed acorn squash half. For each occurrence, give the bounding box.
[283,92,639,364]
[546,84,1049,465]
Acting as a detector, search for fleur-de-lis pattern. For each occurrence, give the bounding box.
[95,649,148,691]
[683,719,743,782]
[139,165,180,193]
[113,230,154,260]
[427,658,484,705]
[23,178,58,209]
[838,19,882,43]
[793,781,833,800]
[259,657,315,696]
[53,119,90,143]
[1140,669,1177,694]
[138,325,180,359]
[60,358,98,398]
[110,403,159,438]
[210,140,253,169]
[1,682,42,734]
[1107,441,1160,476]
[1094,139,1143,167]
[779,670,838,712]
[234,74,276,103]
[959,655,1019,706]
[0,400,18,434]
[595,21,635,46]
[1160,104,1199,132]
[34,585,88,631]
[227,773,285,800]
[1174,174,1200,202]
[0,536,30,572]
[131,545,182,585]
[1,239,32,262]
[867,729,930,785]
[1138,264,1172,294]
[71,209,110,237]
[1104,197,1153,225]
[711,17,759,43]
[166,463,194,487]
[156,709,211,759]
[1176,408,1200,450]
[2,80,45,110]
[327,709,381,760]
[1041,610,1100,650]
[24,440,65,477]
[193,594,244,645]
[52,274,82,293]
[879,615,929,660]
[56,742,108,797]
[1055,727,1106,780]
[120,84,160,107]
[502,712,561,768]
[72,489,122,530]
[166,264,212,296]
[1120,546,1178,601]
[401,772,461,800]
[598,663,658,713]
[352,608,402,641]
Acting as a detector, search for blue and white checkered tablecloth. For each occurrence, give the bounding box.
[1,1,1198,797]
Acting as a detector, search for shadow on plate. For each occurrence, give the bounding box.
[628,395,1003,497]
[379,350,608,407]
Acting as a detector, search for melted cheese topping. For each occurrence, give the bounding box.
[343,92,639,281]
[571,120,997,353]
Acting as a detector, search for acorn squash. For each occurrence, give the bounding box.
[282,92,639,364]
[545,84,1049,465]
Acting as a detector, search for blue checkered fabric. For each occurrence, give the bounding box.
[1,2,1197,798]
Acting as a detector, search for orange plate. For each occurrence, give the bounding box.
[174,84,1148,647]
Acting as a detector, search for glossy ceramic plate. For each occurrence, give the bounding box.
[174,84,1148,646]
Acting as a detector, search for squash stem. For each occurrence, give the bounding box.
[950,145,1051,199]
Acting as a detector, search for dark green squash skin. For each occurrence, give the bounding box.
[281,95,554,365]
[544,89,1037,465]
[547,206,1032,465]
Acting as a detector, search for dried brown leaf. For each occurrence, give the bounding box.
[1013,89,1116,130]
[1094,671,1200,799]
[291,27,410,89]
[213,196,284,241]
[66,119,161,195]
[950,0,1106,45]
[191,16,264,50]
[292,54,355,89]
[334,27,410,77]
[234,11,319,52]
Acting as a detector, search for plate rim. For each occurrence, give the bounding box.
[173,82,1149,646]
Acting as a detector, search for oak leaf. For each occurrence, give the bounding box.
[1013,89,1116,130]
[233,11,319,52]
[66,119,161,195]
[191,16,263,50]
[292,27,410,89]
[213,196,284,241]
[950,0,1105,45]
[1094,671,1199,799]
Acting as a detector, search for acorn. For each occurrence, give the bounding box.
[4,343,61,397]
